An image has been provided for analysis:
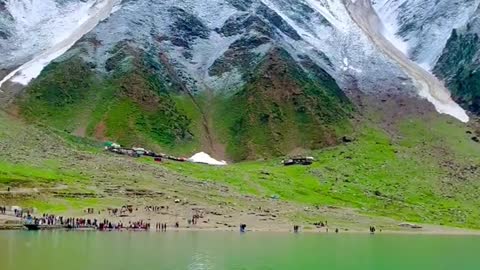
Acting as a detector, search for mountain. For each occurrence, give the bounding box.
[0,0,479,160]
[372,0,480,115]
[373,0,480,70]
[434,5,480,115]
[2,0,480,230]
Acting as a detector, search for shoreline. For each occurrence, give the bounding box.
[2,223,480,236]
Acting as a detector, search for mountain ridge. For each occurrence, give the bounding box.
[1,0,480,229]
[0,0,479,159]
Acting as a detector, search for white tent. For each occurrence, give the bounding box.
[188,152,227,166]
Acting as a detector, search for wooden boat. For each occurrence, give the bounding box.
[24,224,66,230]
[24,224,40,230]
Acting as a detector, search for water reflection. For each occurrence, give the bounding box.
[188,252,214,270]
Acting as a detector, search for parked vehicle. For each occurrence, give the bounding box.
[283,156,314,166]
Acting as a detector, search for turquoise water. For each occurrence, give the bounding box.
[0,231,479,269]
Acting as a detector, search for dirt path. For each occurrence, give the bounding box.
[158,52,225,159]
[344,0,469,123]
[199,86,227,160]
[191,90,219,158]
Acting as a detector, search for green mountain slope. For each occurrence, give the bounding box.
[19,47,196,154]
[1,104,480,229]
[164,112,480,228]
[215,48,352,161]
[17,47,352,161]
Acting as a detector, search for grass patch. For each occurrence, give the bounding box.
[0,162,87,186]
[21,198,121,214]
[160,121,480,228]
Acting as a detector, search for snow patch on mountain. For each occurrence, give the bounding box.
[0,0,120,89]
[373,0,480,70]
[261,0,412,94]
[0,0,475,122]
[417,82,470,123]
[348,0,469,122]
[371,0,408,52]
[1,0,97,68]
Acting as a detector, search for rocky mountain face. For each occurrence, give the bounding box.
[0,0,479,160]
[54,0,414,95]
[0,0,114,71]
[0,0,119,91]
[434,6,480,115]
[373,0,480,69]
[372,0,480,115]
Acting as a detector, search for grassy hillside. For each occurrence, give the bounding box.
[19,49,195,155]
[4,40,480,230]
[1,105,480,229]
[0,110,231,213]
[214,48,352,161]
[161,115,480,228]
[17,47,353,161]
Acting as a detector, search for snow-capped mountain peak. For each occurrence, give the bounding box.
[0,0,478,123]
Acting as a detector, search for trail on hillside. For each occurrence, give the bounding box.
[158,53,225,159]
[345,0,469,123]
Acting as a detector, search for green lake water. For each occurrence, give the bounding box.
[0,231,479,270]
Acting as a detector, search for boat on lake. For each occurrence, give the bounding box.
[24,224,65,231]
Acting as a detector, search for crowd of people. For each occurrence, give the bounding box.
[13,208,35,218]
[187,214,201,225]
[0,205,180,232]
[24,214,63,226]
[145,205,168,212]
[155,223,168,231]
[0,206,33,217]
[24,214,100,228]
[0,205,375,234]
[124,220,151,230]
[21,213,154,231]
[95,219,151,231]
[106,205,134,216]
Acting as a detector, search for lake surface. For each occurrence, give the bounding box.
[0,231,479,270]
